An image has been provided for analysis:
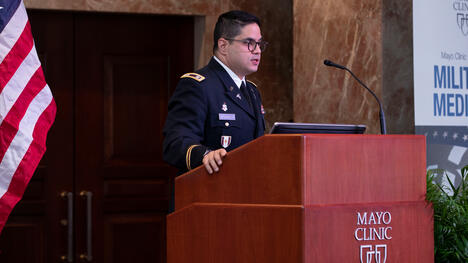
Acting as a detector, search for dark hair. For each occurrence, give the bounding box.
[213,10,261,53]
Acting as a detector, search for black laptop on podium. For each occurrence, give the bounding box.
[269,122,366,134]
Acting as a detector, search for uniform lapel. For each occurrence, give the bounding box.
[208,59,255,118]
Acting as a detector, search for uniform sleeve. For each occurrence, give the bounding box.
[162,78,210,172]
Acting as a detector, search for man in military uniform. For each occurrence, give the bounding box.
[163,10,267,174]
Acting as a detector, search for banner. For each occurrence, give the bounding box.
[414,0,468,189]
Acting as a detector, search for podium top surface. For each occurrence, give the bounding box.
[174,134,426,211]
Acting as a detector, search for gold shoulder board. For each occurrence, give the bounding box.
[247,80,257,87]
[181,73,205,82]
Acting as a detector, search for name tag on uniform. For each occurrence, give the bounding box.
[219,113,236,120]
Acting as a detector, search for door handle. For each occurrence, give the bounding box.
[79,191,93,262]
[60,191,73,262]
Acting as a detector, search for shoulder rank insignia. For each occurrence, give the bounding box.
[181,72,205,82]
[247,80,257,87]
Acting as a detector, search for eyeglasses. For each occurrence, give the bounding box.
[224,38,268,52]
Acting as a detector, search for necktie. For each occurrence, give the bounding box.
[240,81,260,137]
[240,82,253,111]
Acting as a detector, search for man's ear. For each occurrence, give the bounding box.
[217,38,229,55]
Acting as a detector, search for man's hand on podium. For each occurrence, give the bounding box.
[202,149,227,174]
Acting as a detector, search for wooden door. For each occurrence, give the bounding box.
[0,10,191,262]
[73,13,191,263]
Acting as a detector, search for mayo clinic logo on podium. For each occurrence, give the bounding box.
[354,211,392,263]
[453,0,468,35]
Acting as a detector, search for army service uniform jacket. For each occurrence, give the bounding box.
[163,57,265,173]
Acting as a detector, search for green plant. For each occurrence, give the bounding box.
[426,165,468,262]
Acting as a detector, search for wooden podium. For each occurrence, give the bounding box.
[167,135,433,263]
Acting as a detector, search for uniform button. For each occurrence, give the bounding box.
[225,122,229,127]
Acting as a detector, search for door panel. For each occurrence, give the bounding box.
[74,13,190,263]
[104,215,165,262]
[0,217,45,261]
[102,55,168,162]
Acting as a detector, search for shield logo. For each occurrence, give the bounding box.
[220,136,231,148]
[360,245,374,263]
[374,245,387,263]
[360,244,387,263]
[457,13,468,36]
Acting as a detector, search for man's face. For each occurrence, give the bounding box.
[224,23,262,79]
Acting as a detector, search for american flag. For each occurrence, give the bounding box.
[0,0,56,233]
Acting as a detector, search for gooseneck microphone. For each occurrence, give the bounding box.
[323,59,387,134]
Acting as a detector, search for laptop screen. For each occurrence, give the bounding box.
[269,122,366,134]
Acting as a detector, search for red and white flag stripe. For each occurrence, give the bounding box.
[0,1,56,233]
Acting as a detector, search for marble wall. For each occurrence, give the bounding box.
[293,1,383,134]
[24,0,414,134]
[292,0,414,134]
[382,0,414,134]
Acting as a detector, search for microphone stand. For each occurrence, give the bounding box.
[323,60,387,135]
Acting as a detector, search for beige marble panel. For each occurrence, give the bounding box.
[382,0,414,134]
[293,1,383,134]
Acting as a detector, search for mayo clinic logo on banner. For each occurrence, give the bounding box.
[456,13,468,35]
[454,1,468,35]
[414,0,468,188]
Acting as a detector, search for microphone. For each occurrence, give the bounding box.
[323,59,346,70]
[323,59,387,134]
